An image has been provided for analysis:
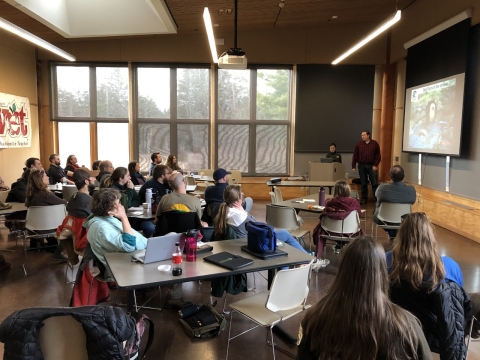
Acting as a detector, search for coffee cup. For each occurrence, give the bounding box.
[142,203,149,214]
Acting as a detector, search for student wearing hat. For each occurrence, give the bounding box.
[204,168,253,212]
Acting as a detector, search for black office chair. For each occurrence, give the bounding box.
[154,211,203,237]
[201,201,222,226]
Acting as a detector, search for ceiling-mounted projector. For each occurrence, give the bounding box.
[218,48,247,69]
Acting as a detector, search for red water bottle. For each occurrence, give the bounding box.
[172,242,183,276]
[185,229,197,262]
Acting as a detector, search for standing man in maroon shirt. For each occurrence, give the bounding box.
[352,130,381,205]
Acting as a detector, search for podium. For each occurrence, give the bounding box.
[308,162,345,194]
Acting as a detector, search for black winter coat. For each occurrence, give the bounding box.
[390,280,472,360]
[0,306,135,360]
[6,179,27,203]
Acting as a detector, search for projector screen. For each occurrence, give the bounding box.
[403,73,465,156]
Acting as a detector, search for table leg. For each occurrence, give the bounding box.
[267,269,275,289]
[126,290,135,312]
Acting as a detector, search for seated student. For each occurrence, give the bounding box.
[298,236,432,360]
[388,213,470,359]
[103,167,155,237]
[6,170,29,203]
[165,154,183,173]
[149,152,162,176]
[213,184,307,253]
[313,179,362,256]
[57,169,95,265]
[25,168,67,261]
[128,161,146,186]
[138,164,172,204]
[83,188,147,281]
[97,160,114,188]
[325,142,342,163]
[64,154,81,181]
[92,160,102,171]
[47,154,74,185]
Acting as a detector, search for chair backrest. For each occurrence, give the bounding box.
[185,176,196,186]
[62,185,78,201]
[321,211,361,235]
[227,170,242,184]
[39,316,88,360]
[350,190,359,200]
[25,204,67,231]
[377,202,412,223]
[213,225,238,241]
[266,260,312,312]
[273,186,283,202]
[265,204,299,231]
[0,191,9,203]
[154,211,202,236]
[197,169,214,177]
[269,192,277,204]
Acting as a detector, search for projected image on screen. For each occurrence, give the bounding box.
[403,73,465,156]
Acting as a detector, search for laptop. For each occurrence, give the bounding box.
[132,233,185,264]
[203,252,253,270]
[186,184,197,192]
[320,158,333,163]
[240,245,288,260]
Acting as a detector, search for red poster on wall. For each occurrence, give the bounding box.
[0,92,31,148]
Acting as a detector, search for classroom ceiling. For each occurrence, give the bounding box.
[0,0,415,43]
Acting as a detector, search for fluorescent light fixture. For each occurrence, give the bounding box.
[332,10,401,65]
[404,9,472,49]
[0,16,75,61]
[203,7,218,64]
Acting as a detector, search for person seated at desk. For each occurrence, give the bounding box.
[165,154,183,173]
[6,169,29,203]
[313,179,362,255]
[325,142,342,163]
[97,160,114,188]
[213,184,307,253]
[103,167,155,238]
[83,188,148,281]
[25,168,67,261]
[64,154,81,181]
[149,152,162,177]
[298,236,432,360]
[138,164,172,204]
[128,160,146,186]
[48,154,74,185]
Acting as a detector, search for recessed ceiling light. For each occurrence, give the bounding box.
[332,15,338,19]
[214,24,219,27]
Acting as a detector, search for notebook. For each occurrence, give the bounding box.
[203,252,253,270]
[132,233,184,264]
[240,245,288,260]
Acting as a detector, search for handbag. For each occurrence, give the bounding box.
[245,221,276,253]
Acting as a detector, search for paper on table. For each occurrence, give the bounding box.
[129,211,143,215]
[128,207,143,212]
[303,199,315,202]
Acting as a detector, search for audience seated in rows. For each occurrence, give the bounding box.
[48,154,74,185]
[298,236,432,360]
[25,168,67,261]
[138,164,172,204]
[373,165,416,239]
[165,154,182,173]
[6,169,29,203]
[83,188,148,281]
[104,167,154,237]
[128,160,146,186]
[387,212,473,359]
[56,169,95,265]
[97,160,114,188]
[149,152,162,176]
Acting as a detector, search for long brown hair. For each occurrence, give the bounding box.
[302,236,420,359]
[165,154,180,171]
[389,212,445,292]
[103,167,128,188]
[333,179,350,198]
[213,184,243,235]
[25,169,50,207]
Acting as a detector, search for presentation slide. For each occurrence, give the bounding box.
[403,73,465,156]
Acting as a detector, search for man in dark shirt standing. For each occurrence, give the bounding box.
[48,154,74,185]
[352,130,381,205]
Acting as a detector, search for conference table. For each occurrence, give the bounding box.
[266,180,336,194]
[105,238,313,312]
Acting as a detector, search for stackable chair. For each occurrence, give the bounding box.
[227,170,242,184]
[226,261,313,360]
[20,204,67,276]
[320,211,361,254]
[373,202,412,238]
[266,204,310,250]
[269,192,277,204]
[62,185,78,201]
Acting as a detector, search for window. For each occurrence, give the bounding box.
[52,63,130,169]
[134,66,211,173]
[216,68,292,175]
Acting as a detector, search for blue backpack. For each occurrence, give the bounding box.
[245,222,276,253]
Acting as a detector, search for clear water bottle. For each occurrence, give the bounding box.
[319,187,326,206]
[172,242,183,276]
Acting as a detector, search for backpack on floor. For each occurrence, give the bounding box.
[178,304,226,339]
[125,312,155,360]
